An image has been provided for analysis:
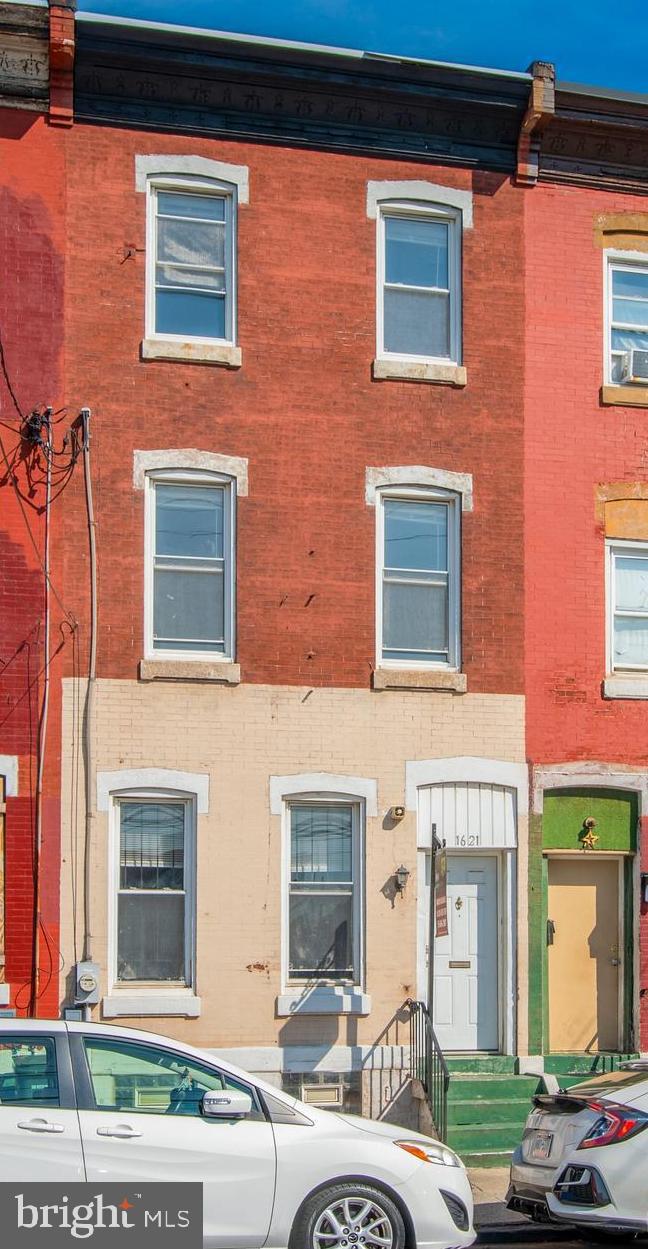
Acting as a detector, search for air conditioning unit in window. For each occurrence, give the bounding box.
[621,349,648,383]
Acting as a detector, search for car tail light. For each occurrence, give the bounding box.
[577,1100,648,1149]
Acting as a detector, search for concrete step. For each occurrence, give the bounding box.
[445,1055,518,1074]
[448,1074,541,1102]
[544,1053,638,1076]
[461,1149,513,1169]
[448,1096,533,1127]
[447,1121,526,1154]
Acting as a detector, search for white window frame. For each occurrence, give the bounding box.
[376,201,462,366]
[108,790,197,993]
[281,795,365,993]
[144,467,236,662]
[375,484,461,671]
[145,175,237,347]
[606,538,648,674]
[604,250,648,386]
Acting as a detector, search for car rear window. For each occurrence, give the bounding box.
[569,1069,648,1096]
[0,1037,59,1107]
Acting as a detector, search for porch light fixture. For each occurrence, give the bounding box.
[395,864,410,892]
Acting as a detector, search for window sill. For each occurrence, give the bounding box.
[373,667,467,693]
[139,659,240,684]
[276,988,371,1017]
[603,674,648,700]
[373,358,467,386]
[141,339,242,368]
[102,993,202,1018]
[600,384,648,408]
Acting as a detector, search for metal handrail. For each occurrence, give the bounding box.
[407,998,450,1142]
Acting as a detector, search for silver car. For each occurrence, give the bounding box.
[507,1064,648,1238]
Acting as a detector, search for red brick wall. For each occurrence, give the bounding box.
[60,131,526,694]
[0,111,66,1016]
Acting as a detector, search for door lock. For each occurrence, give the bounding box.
[547,919,556,946]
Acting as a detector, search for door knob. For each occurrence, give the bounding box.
[18,1118,64,1134]
[611,958,621,966]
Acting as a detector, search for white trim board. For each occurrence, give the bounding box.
[533,763,648,812]
[96,768,210,813]
[269,773,378,816]
[135,155,249,202]
[406,757,528,813]
[133,449,249,494]
[366,180,473,228]
[365,466,473,511]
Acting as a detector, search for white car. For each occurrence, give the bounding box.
[508,1063,648,1239]
[0,1018,474,1249]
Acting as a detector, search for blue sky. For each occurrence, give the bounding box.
[79,0,648,95]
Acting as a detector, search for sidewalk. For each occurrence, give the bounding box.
[469,1168,521,1227]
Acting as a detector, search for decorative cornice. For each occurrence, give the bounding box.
[0,2,48,111]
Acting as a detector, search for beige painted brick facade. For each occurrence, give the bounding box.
[60,679,527,1060]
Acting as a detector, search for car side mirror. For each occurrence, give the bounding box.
[201,1089,253,1119]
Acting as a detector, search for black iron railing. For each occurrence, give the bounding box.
[407,998,450,1141]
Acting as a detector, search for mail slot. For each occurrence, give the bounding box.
[449,960,471,969]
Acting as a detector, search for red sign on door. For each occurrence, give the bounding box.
[435,848,448,938]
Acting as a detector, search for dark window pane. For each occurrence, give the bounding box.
[118,893,185,982]
[119,802,184,890]
[156,485,224,560]
[612,268,648,300]
[157,192,226,222]
[0,1038,59,1107]
[385,217,448,288]
[289,891,353,979]
[290,805,353,882]
[384,499,448,572]
[384,288,449,358]
[153,567,224,648]
[158,219,225,269]
[383,581,448,656]
[155,289,226,338]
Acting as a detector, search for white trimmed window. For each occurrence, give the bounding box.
[144,469,235,660]
[377,486,460,669]
[286,800,363,986]
[607,540,648,671]
[146,178,236,345]
[114,796,194,987]
[606,254,648,385]
[377,202,461,364]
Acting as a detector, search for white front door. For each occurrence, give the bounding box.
[433,854,499,1051]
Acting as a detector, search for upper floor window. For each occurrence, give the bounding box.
[145,471,234,660]
[606,256,648,385]
[147,180,236,345]
[377,204,461,364]
[377,487,460,669]
[607,540,648,672]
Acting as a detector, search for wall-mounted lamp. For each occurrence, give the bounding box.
[389,805,405,822]
[394,864,411,893]
[641,873,648,904]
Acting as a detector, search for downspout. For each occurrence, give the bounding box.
[81,409,96,964]
[515,61,556,186]
[30,412,53,1016]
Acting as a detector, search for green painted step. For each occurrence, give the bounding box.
[447,1121,523,1153]
[461,1149,513,1169]
[448,1074,541,1102]
[445,1055,518,1074]
[448,1097,533,1127]
[544,1053,638,1076]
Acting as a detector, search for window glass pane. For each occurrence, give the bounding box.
[289,891,353,979]
[153,568,224,649]
[291,805,353,882]
[385,217,448,289]
[383,581,448,658]
[611,329,648,353]
[156,486,223,560]
[615,556,648,611]
[158,218,225,270]
[384,288,449,358]
[83,1037,258,1118]
[155,289,226,339]
[612,298,648,328]
[157,192,225,222]
[613,617,648,668]
[384,500,448,572]
[612,268,648,300]
[157,265,225,293]
[118,893,185,982]
[120,802,184,890]
[0,1038,59,1107]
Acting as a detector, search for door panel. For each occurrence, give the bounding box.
[433,855,499,1051]
[0,1033,84,1181]
[76,1034,276,1249]
[548,857,621,1052]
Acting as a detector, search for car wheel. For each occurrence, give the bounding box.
[292,1183,406,1249]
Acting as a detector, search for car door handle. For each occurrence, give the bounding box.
[18,1118,65,1134]
[96,1125,142,1139]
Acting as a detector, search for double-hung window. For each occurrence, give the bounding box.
[606,257,648,385]
[287,802,362,985]
[378,204,461,363]
[148,180,235,344]
[607,541,648,672]
[115,798,193,986]
[378,488,460,669]
[146,471,234,660]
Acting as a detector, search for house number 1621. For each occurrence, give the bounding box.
[457,834,481,847]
